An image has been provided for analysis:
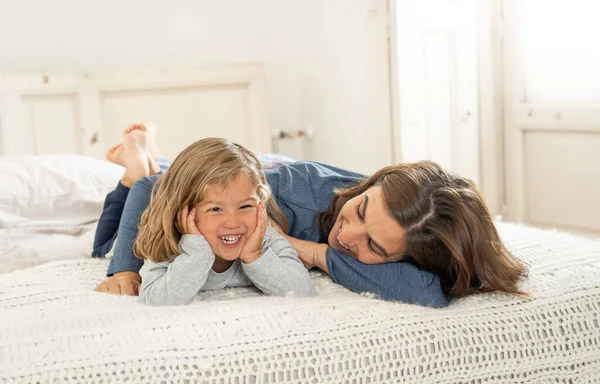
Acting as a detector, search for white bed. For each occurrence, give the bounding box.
[1,65,599,383]
[1,215,599,383]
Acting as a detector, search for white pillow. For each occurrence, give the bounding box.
[0,155,124,228]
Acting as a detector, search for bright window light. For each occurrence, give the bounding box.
[521,0,600,103]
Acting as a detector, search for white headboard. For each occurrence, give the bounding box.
[0,64,271,159]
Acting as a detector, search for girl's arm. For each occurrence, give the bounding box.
[241,226,317,297]
[139,235,215,306]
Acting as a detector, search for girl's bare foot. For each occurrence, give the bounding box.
[105,143,124,166]
[144,123,164,159]
[106,122,165,186]
[106,122,165,165]
[125,123,164,159]
[119,129,151,187]
[148,155,161,175]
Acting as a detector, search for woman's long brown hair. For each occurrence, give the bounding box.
[317,161,528,298]
[134,138,289,263]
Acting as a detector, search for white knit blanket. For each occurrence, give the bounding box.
[1,222,599,383]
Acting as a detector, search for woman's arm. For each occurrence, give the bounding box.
[273,222,450,307]
[326,251,451,307]
[241,226,317,296]
[267,219,328,272]
[283,235,329,272]
[139,235,215,306]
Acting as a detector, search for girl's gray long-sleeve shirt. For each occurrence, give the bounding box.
[138,225,317,306]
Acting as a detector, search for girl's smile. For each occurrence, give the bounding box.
[194,174,260,261]
[219,234,243,247]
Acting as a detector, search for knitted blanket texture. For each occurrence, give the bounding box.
[1,222,599,383]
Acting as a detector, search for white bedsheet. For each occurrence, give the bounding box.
[1,222,600,383]
[0,223,96,274]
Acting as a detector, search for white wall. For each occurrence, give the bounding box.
[0,0,392,174]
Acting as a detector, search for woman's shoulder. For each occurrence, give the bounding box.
[266,161,366,183]
[265,161,365,216]
[266,161,365,197]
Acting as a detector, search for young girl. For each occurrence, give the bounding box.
[110,133,316,305]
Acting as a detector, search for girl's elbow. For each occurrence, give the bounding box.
[263,281,316,297]
[289,269,317,297]
[305,286,318,297]
[139,289,195,306]
[304,282,318,296]
[138,291,154,306]
[290,281,317,297]
[138,289,165,306]
[140,296,194,306]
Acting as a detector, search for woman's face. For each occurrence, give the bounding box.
[327,186,405,264]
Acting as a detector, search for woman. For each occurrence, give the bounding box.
[93,124,527,307]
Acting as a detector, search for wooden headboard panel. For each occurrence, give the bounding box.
[0,64,271,159]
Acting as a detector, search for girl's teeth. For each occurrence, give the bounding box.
[220,235,242,245]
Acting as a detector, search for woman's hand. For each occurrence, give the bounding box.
[240,203,267,264]
[178,205,201,235]
[95,271,141,295]
[268,219,329,273]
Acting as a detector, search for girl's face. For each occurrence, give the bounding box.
[193,174,260,261]
[327,186,406,264]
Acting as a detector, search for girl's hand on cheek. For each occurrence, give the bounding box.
[178,206,202,235]
[239,203,267,263]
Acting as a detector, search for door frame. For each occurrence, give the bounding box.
[478,0,506,218]
[387,0,505,216]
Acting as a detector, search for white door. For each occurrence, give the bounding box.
[393,0,480,185]
[502,0,600,235]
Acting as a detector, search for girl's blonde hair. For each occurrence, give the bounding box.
[134,138,289,263]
